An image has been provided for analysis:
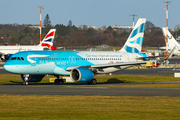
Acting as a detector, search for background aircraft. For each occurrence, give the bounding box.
[0,29,56,61]
[4,18,151,85]
[160,28,180,56]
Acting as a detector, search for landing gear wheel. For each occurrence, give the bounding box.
[54,79,59,85]
[91,79,97,85]
[87,79,97,85]
[54,79,64,85]
[23,81,28,85]
[58,79,64,85]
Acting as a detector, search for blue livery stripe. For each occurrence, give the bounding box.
[130,23,145,38]
[134,48,139,53]
[130,28,138,38]
[125,45,140,53]
[139,23,145,33]
[129,37,143,46]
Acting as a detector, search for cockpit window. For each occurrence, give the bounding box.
[11,57,16,60]
[21,57,24,61]
[10,57,24,61]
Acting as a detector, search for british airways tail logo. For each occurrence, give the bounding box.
[41,29,56,50]
[42,31,55,43]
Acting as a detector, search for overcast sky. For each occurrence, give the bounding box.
[0,0,179,29]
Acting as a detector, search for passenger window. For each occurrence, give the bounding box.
[11,57,16,60]
[17,57,21,60]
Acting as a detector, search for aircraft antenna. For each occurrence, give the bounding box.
[164,1,171,65]
[38,6,44,43]
[130,14,137,29]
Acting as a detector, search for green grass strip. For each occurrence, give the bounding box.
[0,95,180,120]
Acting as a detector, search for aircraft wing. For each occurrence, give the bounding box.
[136,56,159,60]
[66,60,155,71]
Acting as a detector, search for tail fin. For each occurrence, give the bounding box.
[162,27,179,47]
[40,29,56,50]
[120,18,146,53]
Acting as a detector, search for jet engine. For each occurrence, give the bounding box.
[70,68,94,82]
[20,74,45,82]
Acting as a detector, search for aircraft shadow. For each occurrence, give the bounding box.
[2,78,127,86]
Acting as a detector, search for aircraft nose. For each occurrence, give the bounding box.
[3,62,12,73]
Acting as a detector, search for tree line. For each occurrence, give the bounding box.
[2,14,178,48]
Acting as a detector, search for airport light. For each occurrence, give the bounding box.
[130,14,137,29]
[164,1,171,65]
[38,6,44,43]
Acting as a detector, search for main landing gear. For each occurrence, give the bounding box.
[54,76,64,85]
[54,79,64,85]
[54,76,97,85]
[87,79,97,85]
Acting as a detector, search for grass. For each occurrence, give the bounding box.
[1,74,180,119]
[1,74,180,88]
[0,95,180,120]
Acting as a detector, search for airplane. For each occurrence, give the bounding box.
[159,27,180,56]
[4,18,152,85]
[0,29,57,61]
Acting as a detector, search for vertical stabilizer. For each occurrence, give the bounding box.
[120,18,146,53]
[162,27,179,47]
[40,29,56,50]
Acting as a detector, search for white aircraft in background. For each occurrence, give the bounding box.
[160,27,180,56]
[4,18,156,85]
[0,29,57,61]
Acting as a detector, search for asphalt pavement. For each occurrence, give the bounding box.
[0,85,180,97]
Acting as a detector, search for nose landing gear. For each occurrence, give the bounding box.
[21,74,30,85]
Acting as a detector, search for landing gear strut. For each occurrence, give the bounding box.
[87,79,97,85]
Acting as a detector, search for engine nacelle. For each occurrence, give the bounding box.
[20,74,45,82]
[70,68,94,82]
